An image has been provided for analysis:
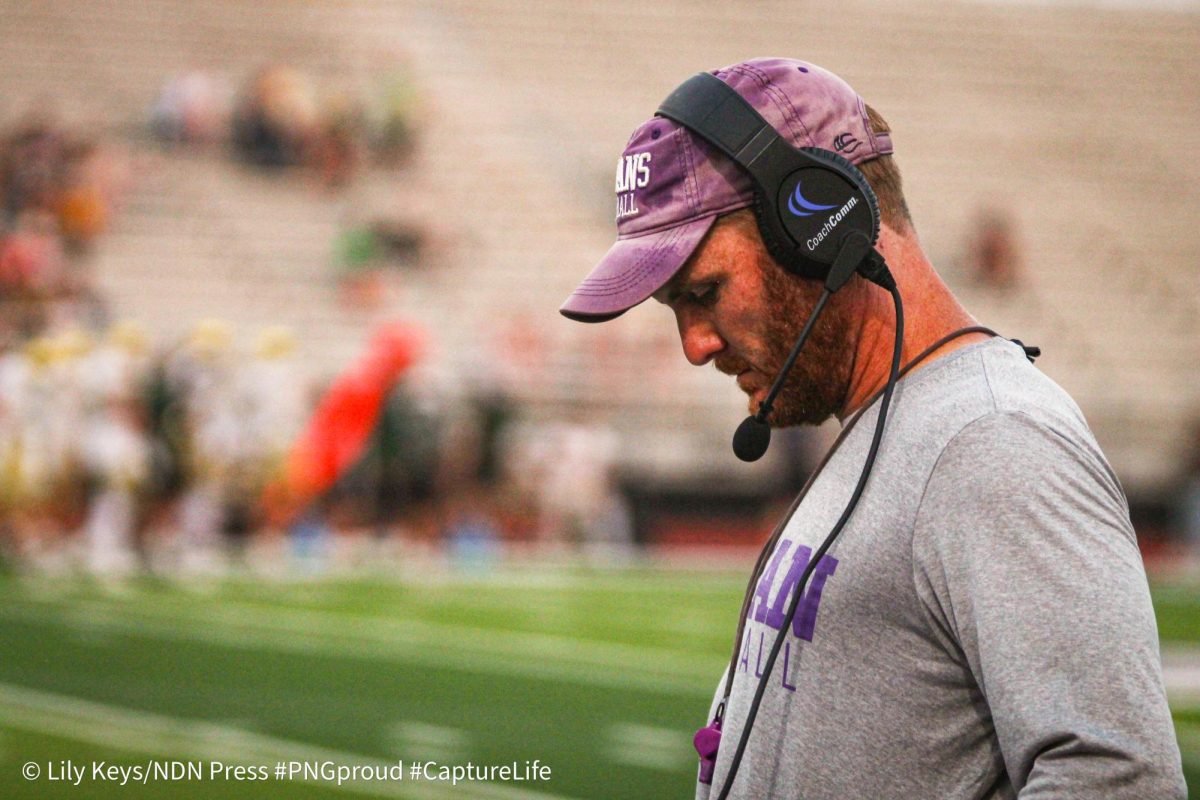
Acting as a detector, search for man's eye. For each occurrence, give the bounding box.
[690,283,718,304]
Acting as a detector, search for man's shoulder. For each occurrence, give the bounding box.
[895,338,1122,501]
[920,397,1130,539]
[976,338,1089,430]
[904,337,1092,454]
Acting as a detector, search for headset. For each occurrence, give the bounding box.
[655,71,905,799]
[656,72,887,285]
[656,73,898,464]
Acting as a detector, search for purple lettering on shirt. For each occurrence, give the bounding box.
[752,540,793,624]
[791,554,838,641]
[764,544,839,642]
[753,631,765,678]
[782,641,797,692]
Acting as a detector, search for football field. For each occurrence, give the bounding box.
[0,562,1194,798]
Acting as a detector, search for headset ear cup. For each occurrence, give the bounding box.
[752,193,831,281]
[799,147,881,243]
[753,149,882,282]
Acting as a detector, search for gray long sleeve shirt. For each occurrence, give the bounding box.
[698,338,1185,799]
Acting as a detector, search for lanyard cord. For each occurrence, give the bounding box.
[712,323,1001,799]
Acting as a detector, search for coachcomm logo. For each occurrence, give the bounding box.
[786,182,836,218]
[786,182,860,253]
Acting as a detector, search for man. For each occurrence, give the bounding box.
[560,58,1184,799]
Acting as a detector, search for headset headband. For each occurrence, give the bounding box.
[657,73,828,196]
[656,72,881,279]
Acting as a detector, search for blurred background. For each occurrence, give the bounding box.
[0,0,1197,797]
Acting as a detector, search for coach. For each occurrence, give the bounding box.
[560,58,1184,799]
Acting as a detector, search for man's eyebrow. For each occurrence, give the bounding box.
[653,278,687,305]
[658,270,718,305]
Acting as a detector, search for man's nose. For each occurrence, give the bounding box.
[678,316,724,366]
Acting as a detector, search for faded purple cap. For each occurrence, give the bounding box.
[560,57,893,322]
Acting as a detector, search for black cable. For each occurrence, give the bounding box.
[715,280,905,799]
[716,324,1001,709]
[756,290,830,423]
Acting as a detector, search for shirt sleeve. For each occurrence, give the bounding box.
[911,410,1185,799]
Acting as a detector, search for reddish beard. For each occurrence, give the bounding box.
[717,262,855,427]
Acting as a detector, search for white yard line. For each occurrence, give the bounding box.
[3,572,743,662]
[605,723,692,772]
[13,591,1198,706]
[1,582,720,674]
[386,721,469,763]
[0,601,716,697]
[1162,645,1200,705]
[0,682,571,800]
[153,572,742,634]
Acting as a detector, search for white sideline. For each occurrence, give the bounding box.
[9,595,1200,703]
[3,582,718,674]
[0,599,717,697]
[1162,645,1200,705]
[605,723,692,772]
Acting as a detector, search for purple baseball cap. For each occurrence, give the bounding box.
[560,57,893,323]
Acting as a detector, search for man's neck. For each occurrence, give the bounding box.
[838,227,991,423]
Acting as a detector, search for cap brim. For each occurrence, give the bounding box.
[560,215,717,323]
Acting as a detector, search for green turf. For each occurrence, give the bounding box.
[0,567,747,799]
[0,568,1193,798]
[1152,581,1200,645]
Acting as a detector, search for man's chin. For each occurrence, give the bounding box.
[757,395,837,428]
[742,379,838,427]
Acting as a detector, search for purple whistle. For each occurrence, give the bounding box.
[693,721,722,785]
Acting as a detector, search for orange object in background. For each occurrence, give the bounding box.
[263,322,423,525]
[58,184,109,245]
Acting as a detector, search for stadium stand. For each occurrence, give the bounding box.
[0,0,1196,502]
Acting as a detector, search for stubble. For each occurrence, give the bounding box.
[736,259,856,427]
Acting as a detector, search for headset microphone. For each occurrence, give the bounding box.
[731,290,830,462]
[731,232,888,462]
[730,415,771,462]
